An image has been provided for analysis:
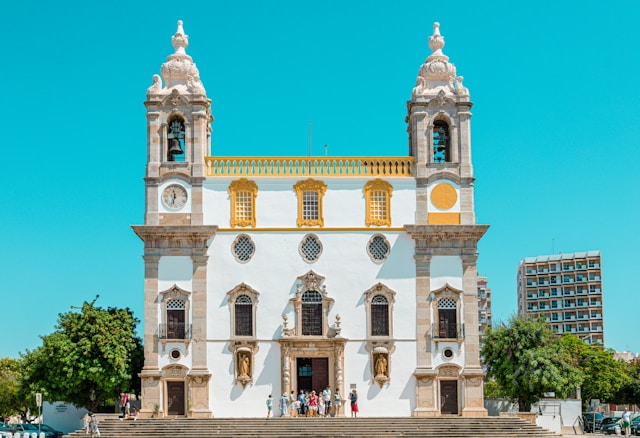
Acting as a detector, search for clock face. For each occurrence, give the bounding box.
[162,184,188,210]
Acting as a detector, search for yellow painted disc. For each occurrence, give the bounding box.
[430,183,457,210]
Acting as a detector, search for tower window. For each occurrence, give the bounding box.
[167,117,186,162]
[433,121,450,163]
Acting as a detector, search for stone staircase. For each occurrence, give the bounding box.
[64,417,562,437]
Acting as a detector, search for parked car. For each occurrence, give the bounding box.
[582,411,605,432]
[630,415,640,436]
[13,423,61,438]
[602,416,622,435]
[38,424,64,438]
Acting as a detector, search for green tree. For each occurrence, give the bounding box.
[481,316,583,412]
[559,334,629,406]
[0,358,25,419]
[615,359,640,406]
[21,298,143,411]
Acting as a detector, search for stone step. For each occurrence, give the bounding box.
[65,417,559,438]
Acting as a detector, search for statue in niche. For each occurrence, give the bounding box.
[238,353,251,378]
[375,353,388,377]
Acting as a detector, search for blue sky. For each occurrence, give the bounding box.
[2,0,639,358]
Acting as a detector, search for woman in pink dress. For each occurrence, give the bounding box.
[349,389,359,417]
[309,390,318,416]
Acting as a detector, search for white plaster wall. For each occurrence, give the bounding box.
[342,341,416,416]
[202,178,416,228]
[429,256,462,291]
[205,230,417,415]
[157,256,194,371]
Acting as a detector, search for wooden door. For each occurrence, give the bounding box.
[167,310,185,339]
[167,381,185,415]
[311,358,328,393]
[440,380,458,414]
[438,309,457,338]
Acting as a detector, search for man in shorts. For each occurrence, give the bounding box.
[322,386,332,416]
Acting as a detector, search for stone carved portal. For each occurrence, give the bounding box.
[279,338,347,415]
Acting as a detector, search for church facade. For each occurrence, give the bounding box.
[133,21,489,418]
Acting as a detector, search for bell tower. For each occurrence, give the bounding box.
[134,21,217,419]
[404,23,489,417]
[143,20,213,226]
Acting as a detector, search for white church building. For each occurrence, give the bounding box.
[133,20,489,418]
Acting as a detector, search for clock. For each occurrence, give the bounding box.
[162,184,188,210]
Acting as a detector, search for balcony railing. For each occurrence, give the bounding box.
[159,323,192,340]
[205,156,414,177]
[431,323,464,339]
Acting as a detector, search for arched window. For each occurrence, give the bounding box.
[437,297,458,338]
[433,120,450,163]
[167,116,186,162]
[227,283,260,339]
[301,290,323,336]
[234,295,253,336]
[371,295,390,336]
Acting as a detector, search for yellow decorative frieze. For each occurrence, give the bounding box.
[206,156,413,177]
[428,212,460,225]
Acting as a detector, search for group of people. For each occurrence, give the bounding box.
[266,386,360,418]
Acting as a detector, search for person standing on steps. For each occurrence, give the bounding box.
[279,393,288,417]
[349,389,359,417]
[266,394,273,418]
[323,386,332,416]
[334,388,342,417]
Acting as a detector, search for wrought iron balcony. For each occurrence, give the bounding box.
[431,323,464,339]
[159,323,192,340]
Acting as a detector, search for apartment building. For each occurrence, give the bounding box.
[517,251,604,346]
[477,276,492,350]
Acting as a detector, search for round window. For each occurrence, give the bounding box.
[170,349,181,360]
[443,348,454,359]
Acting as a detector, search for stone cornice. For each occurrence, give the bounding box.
[403,224,489,248]
[132,225,218,254]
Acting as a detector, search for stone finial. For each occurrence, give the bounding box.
[171,20,189,58]
[428,22,447,60]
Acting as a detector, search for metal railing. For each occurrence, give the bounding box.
[159,323,192,340]
[431,323,464,339]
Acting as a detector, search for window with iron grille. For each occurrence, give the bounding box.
[166,299,186,339]
[232,234,255,263]
[371,295,389,336]
[301,290,323,336]
[300,234,322,263]
[367,234,390,262]
[302,191,319,220]
[234,295,253,336]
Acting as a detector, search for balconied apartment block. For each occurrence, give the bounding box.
[477,276,491,350]
[517,251,604,346]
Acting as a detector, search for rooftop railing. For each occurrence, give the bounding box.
[205,156,414,177]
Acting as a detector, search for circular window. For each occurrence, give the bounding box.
[367,234,390,263]
[299,234,322,263]
[443,348,454,359]
[232,234,255,263]
[170,349,181,360]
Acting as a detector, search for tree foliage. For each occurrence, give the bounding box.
[21,299,143,411]
[481,316,584,412]
[0,358,28,419]
[559,334,629,405]
[615,359,640,405]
